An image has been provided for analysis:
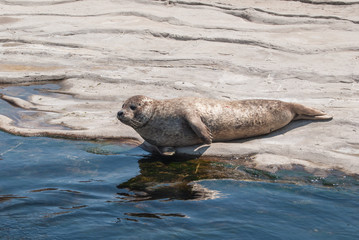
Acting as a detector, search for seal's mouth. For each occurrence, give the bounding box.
[117,111,130,125]
[117,109,146,129]
[117,110,138,128]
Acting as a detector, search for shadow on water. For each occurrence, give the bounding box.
[115,153,359,202]
[116,154,255,202]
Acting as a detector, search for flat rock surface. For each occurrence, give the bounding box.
[0,0,358,174]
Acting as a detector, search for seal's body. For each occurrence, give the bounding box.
[117,95,332,154]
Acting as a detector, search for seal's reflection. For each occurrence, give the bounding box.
[116,154,265,201]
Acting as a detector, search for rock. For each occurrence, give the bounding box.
[0,0,358,174]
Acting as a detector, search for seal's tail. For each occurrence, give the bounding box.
[290,103,333,121]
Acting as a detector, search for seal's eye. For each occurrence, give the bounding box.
[130,105,137,111]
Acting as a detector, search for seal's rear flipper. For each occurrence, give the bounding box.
[291,103,333,121]
[294,114,333,120]
[139,141,176,156]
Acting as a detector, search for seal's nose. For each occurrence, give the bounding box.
[117,111,124,119]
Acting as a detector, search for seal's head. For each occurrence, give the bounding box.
[117,95,155,129]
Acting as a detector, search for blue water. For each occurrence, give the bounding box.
[1,84,359,239]
[1,131,359,240]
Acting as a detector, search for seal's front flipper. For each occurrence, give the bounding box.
[157,146,176,156]
[185,114,212,144]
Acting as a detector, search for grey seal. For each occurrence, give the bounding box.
[117,95,332,155]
